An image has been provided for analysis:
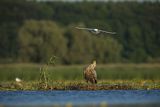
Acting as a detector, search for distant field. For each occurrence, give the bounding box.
[0,63,160,81]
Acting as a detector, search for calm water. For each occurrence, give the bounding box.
[0,90,160,107]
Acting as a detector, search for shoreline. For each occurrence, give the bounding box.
[0,80,159,91]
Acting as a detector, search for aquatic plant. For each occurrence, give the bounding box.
[39,55,58,89]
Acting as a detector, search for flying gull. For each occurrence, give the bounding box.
[75,27,116,35]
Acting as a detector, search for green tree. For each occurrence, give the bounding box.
[0,1,160,64]
[127,25,148,62]
[0,0,53,23]
[18,20,67,63]
[92,36,122,63]
[64,24,94,64]
[0,22,18,63]
[64,24,122,64]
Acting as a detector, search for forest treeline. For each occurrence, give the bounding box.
[0,0,160,64]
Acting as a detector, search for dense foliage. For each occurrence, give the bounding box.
[0,0,160,64]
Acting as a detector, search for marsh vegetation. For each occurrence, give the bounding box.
[0,63,160,90]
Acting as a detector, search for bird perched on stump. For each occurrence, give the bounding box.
[83,60,97,84]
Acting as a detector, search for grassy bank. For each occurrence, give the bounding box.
[0,63,160,81]
[0,63,160,90]
[0,80,160,90]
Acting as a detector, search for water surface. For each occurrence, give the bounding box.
[0,90,160,107]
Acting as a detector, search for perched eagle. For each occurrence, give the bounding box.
[83,60,97,84]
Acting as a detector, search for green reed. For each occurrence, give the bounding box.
[0,64,160,81]
[39,56,58,89]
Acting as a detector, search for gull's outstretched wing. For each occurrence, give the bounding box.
[75,27,93,31]
[99,30,116,35]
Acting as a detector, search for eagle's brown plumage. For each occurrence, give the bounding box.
[83,60,97,84]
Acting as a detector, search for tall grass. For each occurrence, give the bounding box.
[0,64,160,82]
